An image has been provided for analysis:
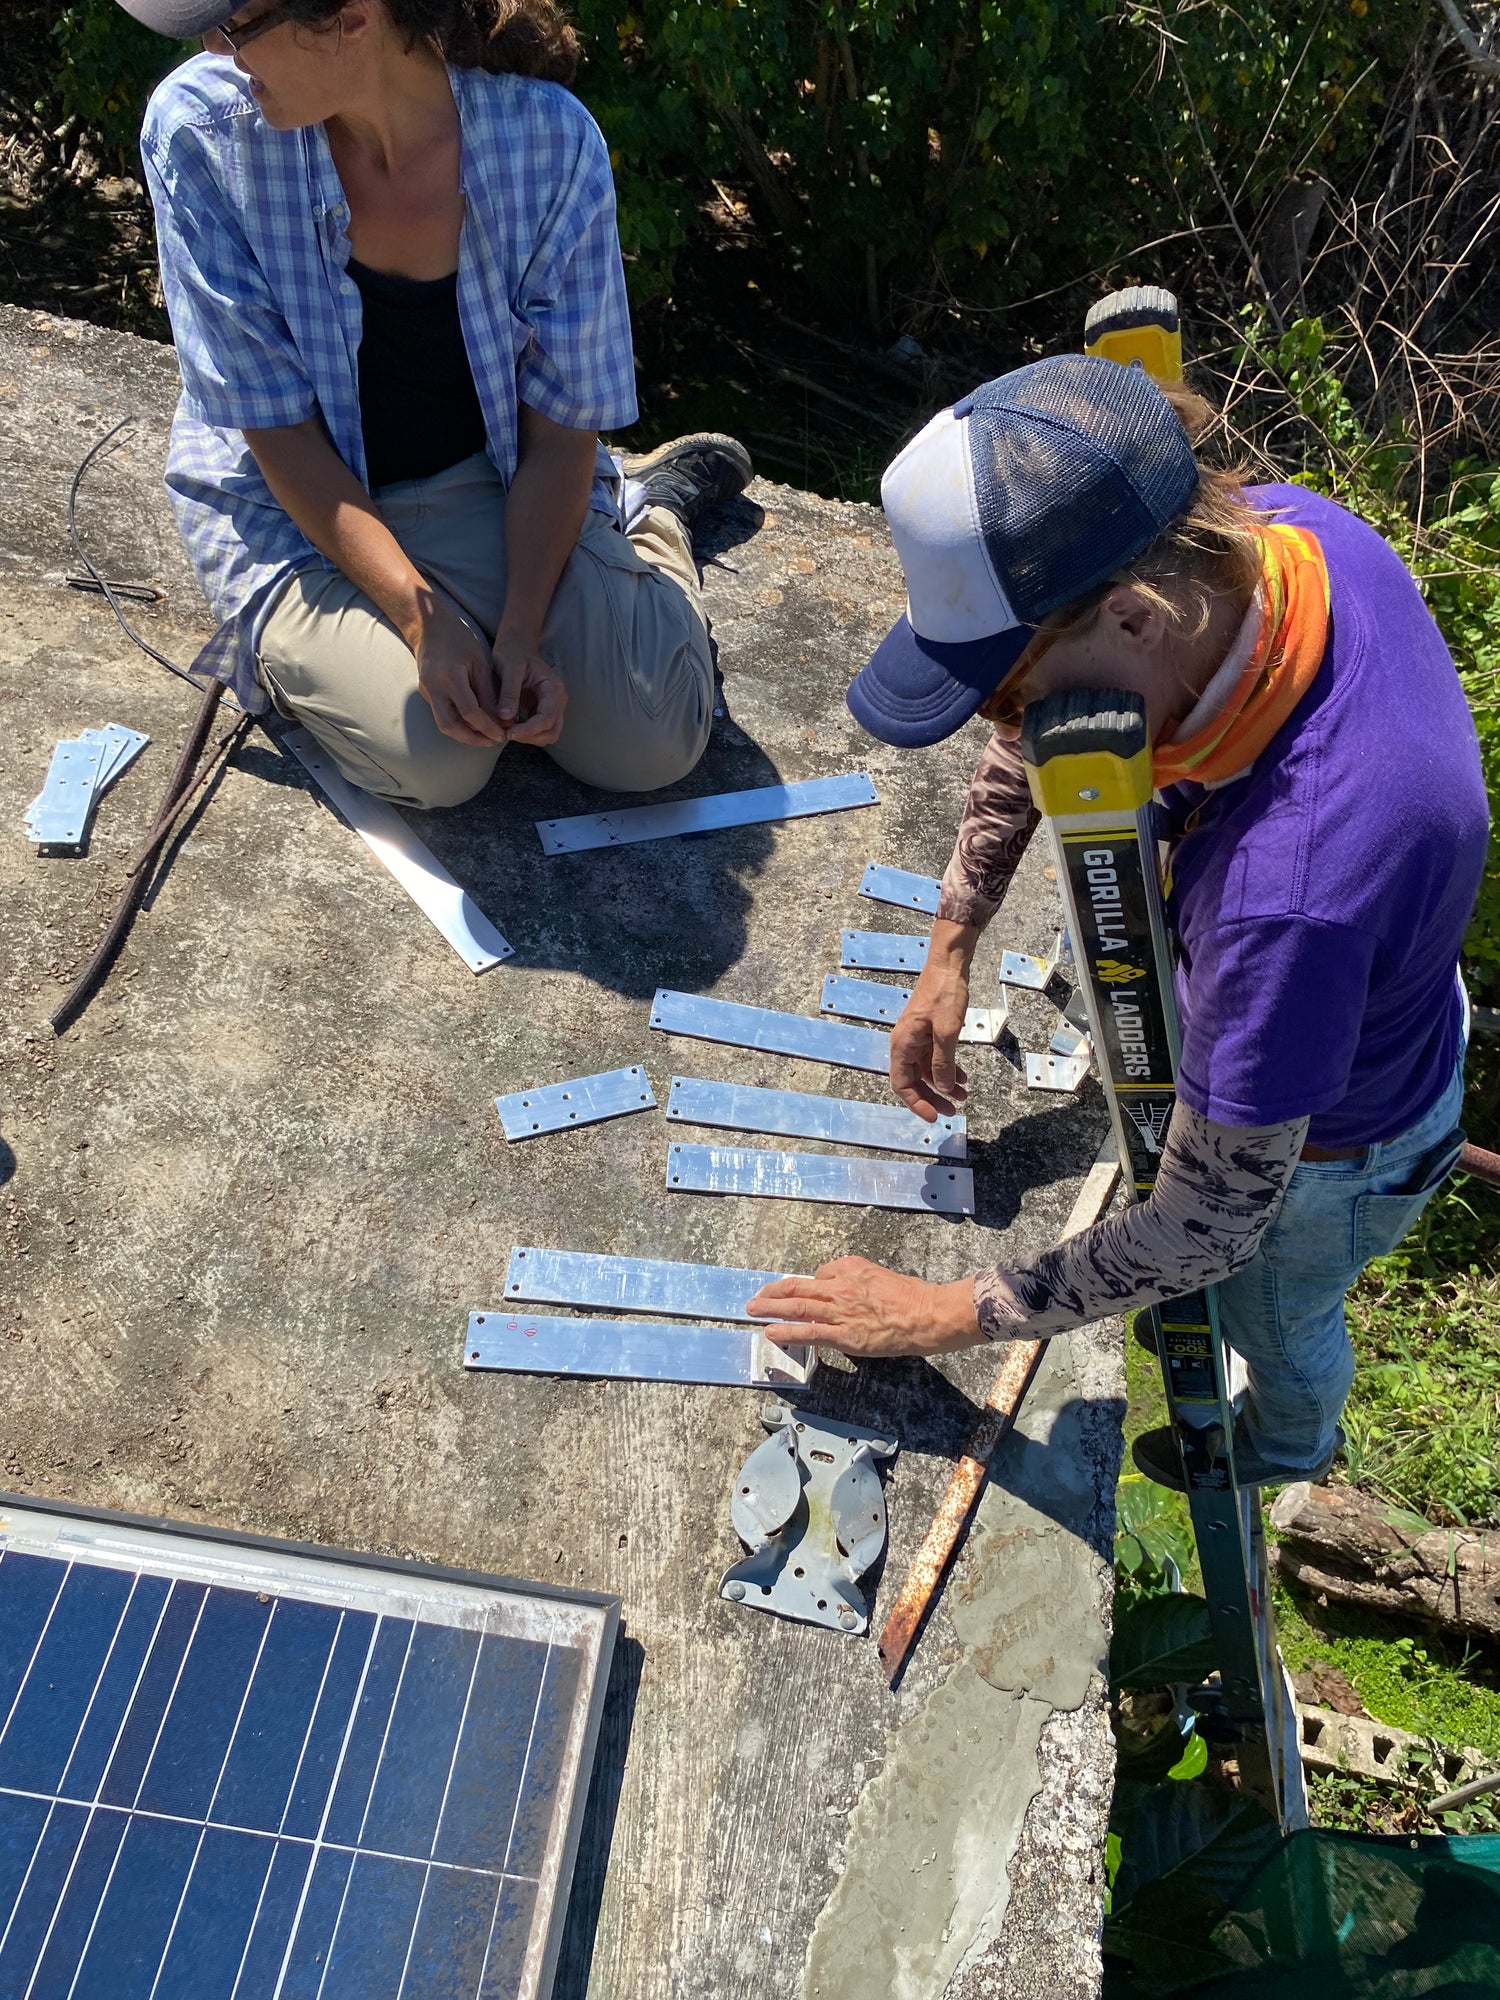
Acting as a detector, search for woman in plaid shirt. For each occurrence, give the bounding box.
[122,0,752,806]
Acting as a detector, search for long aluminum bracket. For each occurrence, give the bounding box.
[649,989,889,1074]
[666,1076,966,1158]
[667,1142,975,1214]
[495,1067,656,1141]
[465,1311,814,1389]
[537,773,879,854]
[503,1247,784,1321]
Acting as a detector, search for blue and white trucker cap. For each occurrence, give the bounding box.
[848,353,1200,747]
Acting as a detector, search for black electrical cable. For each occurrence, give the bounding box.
[66,417,200,689]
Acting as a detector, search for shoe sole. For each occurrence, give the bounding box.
[621,433,754,490]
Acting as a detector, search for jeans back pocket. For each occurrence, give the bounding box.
[1352,1129,1466,1266]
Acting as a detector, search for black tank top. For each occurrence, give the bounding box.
[348,256,488,490]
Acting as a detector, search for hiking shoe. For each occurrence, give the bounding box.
[1131,1421,1344,1492]
[624,433,753,534]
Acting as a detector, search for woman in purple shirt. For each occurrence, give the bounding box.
[750,353,1488,1489]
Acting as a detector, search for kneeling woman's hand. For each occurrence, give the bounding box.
[748,1258,982,1358]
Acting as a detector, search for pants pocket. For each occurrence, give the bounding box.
[1352,1129,1466,1265]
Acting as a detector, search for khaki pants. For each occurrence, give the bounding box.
[256,453,714,809]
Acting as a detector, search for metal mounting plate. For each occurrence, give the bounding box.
[502,1246,782,1321]
[840,929,929,973]
[84,723,149,790]
[649,989,889,1073]
[858,862,940,915]
[666,1142,975,1214]
[666,1076,966,1158]
[284,727,512,973]
[722,1406,899,1634]
[819,974,1006,1046]
[464,1311,814,1388]
[1025,1048,1093,1092]
[1000,931,1063,989]
[536,772,879,854]
[495,1065,656,1140]
[26,735,106,845]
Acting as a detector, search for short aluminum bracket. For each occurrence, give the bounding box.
[667,1141,975,1214]
[284,726,512,973]
[1048,1019,1089,1058]
[840,929,928,973]
[1025,1047,1093,1092]
[666,1076,966,1159]
[858,862,940,915]
[26,736,106,845]
[495,1065,655,1141]
[536,772,879,854]
[503,1246,783,1321]
[464,1311,814,1389]
[721,1406,899,1634]
[820,974,1006,1046]
[81,723,149,792]
[649,989,889,1074]
[1000,931,1063,990]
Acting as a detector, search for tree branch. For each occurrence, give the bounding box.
[1436,0,1500,77]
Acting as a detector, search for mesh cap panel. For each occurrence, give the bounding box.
[965,354,1199,623]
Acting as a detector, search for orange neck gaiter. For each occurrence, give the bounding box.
[1152,522,1330,790]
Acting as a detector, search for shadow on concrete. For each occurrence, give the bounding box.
[554,1630,645,1998]
[0,1138,15,1189]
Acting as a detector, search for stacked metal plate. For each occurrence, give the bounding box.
[0,1493,616,2000]
[24,725,148,850]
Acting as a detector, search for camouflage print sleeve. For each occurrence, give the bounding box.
[936,728,1041,928]
[973,1105,1310,1340]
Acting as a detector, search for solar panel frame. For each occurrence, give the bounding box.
[0,1491,619,2000]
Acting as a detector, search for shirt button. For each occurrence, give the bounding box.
[341,279,355,295]
[334,203,348,220]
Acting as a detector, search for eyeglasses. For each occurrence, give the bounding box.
[212,2,299,51]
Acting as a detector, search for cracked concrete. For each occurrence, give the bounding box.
[0,301,1123,1997]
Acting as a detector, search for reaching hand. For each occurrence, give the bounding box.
[416,603,509,747]
[890,961,971,1121]
[747,1257,982,1358]
[492,629,568,748]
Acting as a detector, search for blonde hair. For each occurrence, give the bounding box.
[1036,382,1265,646]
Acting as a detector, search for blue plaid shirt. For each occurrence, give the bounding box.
[141,55,639,711]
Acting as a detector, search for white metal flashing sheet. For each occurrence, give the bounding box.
[285,726,512,973]
[666,1076,966,1158]
[649,989,889,1074]
[536,773,878,854]
[666,1142,975,1214]
[495,1066,656,1140]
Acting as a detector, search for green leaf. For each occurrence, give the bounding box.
[1165,1729,1208,1781]
[1110,1593,1216,1689]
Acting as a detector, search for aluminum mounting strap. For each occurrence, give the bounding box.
[495,1066,656,1140]
[503,1246,784,1320]
[666,1075,966,1158]
[841,929,929,973]
[465,1311,814,1388]
[649,989,889,1074]
[284,726,512,973]
[26,735,106,845]
[536,772,879,855]
[820,975,1006,1046]
[858,862,940,915]
[667,1142,975,1214]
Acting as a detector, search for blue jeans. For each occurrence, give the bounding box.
[1216,1052,1468,1471]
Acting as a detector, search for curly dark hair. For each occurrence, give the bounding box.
[281,0,579,85]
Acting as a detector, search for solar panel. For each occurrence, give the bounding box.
[0,1495,618,2000]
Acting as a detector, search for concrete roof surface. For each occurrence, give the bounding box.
[0,303,1123,2000]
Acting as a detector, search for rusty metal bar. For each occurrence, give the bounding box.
[876,1139,1121,1686]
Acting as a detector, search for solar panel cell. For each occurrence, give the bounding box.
[0,1791,51,1951]
[27,1804,129,1993]
[506,1644,582,1878]
[480,1876,539,2000]
[70,1810,202,1999]
[149,1825,276,2000]
[232,1836,313,1994]
[0,1800,87,1987]
[210,1597,342,1834]
[278,1843,356,1997]
[321,1619,415,1846]
[99,1580,207,1807]
[404,1864,504,1995]
[320,1850,427,1998]
[433,1633,548,1871]
[137,1586,275,1818]
[0,1563,133,1796]
[0,1552,66,1724]
[59,1573,172,1801]
[279,1609,377,1840]
[359,1622,480,1858]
